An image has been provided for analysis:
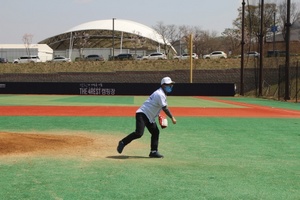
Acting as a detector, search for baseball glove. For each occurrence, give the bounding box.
[159,115,168,129]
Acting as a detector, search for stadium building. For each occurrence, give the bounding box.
[38,19,176,60]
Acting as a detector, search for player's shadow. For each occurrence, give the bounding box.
[106,155,149,159]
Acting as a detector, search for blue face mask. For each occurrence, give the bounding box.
[164,85,173,93]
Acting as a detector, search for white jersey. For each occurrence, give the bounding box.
[136,87,167,123]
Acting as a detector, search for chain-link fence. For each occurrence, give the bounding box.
[245,59,300,103]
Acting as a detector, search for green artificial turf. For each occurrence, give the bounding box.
[219,96,300,110]
[0,95,243,108]
[0,95,136,106]
[0,116,299,200]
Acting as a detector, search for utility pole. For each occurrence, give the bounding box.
[189,34,193,83]
[112,18,116,60]
[272,12,276,56]
[240,0,245,96]
[284,0,291,100]
[258,0,264,97]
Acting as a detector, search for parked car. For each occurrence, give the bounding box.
[246,51,260,58]
[203,51,227,59]
[85,54,104,61]
[52,56,71,62]
[75,57,84,61]
[173,53,198,60]
[136,55,144,60]
[0,58,8,63]
[142,52,167,60]
[267,50,286,57]
[111,53,134,60]
[237,51,260,58]
[13,55,41,63]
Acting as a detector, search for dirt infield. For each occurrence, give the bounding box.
[0,132,137,159]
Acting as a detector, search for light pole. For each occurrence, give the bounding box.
[240,0,245,96]
[189,34,193,83]
[112,18,116,60]
[284,0,291,100]
[258,0,264,97]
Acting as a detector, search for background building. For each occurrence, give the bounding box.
[0,44,53,62]
[38,19,175,60]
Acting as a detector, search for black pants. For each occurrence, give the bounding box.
[121,112,160,151]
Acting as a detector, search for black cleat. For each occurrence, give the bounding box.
[117,141,125,154]
[149,151,164,158]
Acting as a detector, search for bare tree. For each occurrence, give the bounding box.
[154,21,241,58]
[278,0,300,39]
[221,28,241,55]
[74,32,90,58]
[130,31,147,56]
[233,3,277,47]
[23,33,33,56]
[176,25,193,55]
[175,26,222,56]
[172,25,204,56]
[194,29,225,55]
[153,21,181,57]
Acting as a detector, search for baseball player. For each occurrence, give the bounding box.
[117,77,177,158]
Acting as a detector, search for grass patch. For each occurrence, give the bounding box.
[0,116,299,199]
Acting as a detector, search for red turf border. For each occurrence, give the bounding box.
[1,97,300,118]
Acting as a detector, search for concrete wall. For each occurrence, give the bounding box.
[0,67,298,96]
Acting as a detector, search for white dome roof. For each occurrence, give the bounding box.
[65,19,166,45]
[39,19,176,53]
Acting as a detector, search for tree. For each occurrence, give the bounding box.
[278,1,300,39]
[233,2,277,49]
[153,21,180,57]
[221,28,241,55]
[23,33,33,56]
[153,23,232,57]
[176,26,224,56]
[176,25,194,55]
[73,32,90,58]
[130,31,147,55]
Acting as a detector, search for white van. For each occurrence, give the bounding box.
[13,55,41,63]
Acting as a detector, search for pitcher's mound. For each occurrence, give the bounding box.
[0,132,131,159]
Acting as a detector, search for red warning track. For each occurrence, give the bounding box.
[0,100,300,118]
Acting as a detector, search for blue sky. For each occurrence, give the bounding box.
[0,0,296,44]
